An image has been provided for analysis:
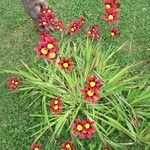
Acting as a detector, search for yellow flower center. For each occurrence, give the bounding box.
[48,10,51,13]
[88,31,91,35]
[106,4,111,9]
[77,124,83,131]
[41,48,48,55]
[43,22,47,25]
[71,27,76,31]
[71,28,74,31]
[63,63,69,68]
[47,43,54,49]
[54,105,59,110]
[54,100,58,105]
[49,52,56,59]
[66,144,71,149]
[85,123,90,129]
[90,81,96,87]
[92,34,95,37]
[15,81,19,85]
[87,90,94,97]
[34,148,39,150]
[108,15,114,20]
[111,32,115,36]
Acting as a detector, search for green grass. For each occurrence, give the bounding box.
[0,0,150,149]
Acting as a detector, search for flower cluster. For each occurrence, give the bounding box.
[50,97,63,115]
[7,1,123,149]
[81,76,103,104]
[61,141,75,150]
[38,7,65,32]
[68,17,86,35]
[34,32,74,72]
[87,25,101,40]
[34,32,59,61]
[29,142,111,150]
[30,144,42,150]
[103,0,121,37]
[7,76,21,91]
[71,118,96,139]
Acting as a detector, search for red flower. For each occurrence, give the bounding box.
[50,97,63,115]
[79,17,86,26]
[110,28,120,37]
[38,17,50,28]
[83,119,96,139]
[103,0,121,10]
[103,145,112,150]
[48,18,65,32]
[68,17,86,35]
[30,144,42,150]
[34,33,59,61]
[81,87,101,104]
[58,57,74,72]
[54,19,65,32]
[87,25,100,39]
[40,8,56,19]
[104,8,119,25]
[86,76,103,91]
[71,118,85,138]
[7,76,21,91]
[71,118,96,139]
[61,141,75,150]
[38,8,56,29]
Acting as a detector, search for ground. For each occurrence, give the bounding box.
[0,0,150,149]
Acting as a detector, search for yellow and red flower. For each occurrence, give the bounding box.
[110,28,120,37]
[34,33,59,61]
[30,144,42,150]
[71,118,96,139]
[58,57,74,72]
[81,87,101,104]
[103,145,112,150]
[104,8,119,25]
[50,97,63,115]
[87,25,100,39]
[61,141,75,150]
[103,0,121,10]
[71,118,85,138]
[86,76,103,91]
[7,76,21,91]
[68,17,86,35]
[83,119,96,139]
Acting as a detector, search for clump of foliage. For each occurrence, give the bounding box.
[6,39,150,149]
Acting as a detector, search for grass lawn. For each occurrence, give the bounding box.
[0,0,150,149]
